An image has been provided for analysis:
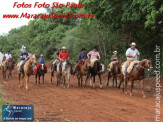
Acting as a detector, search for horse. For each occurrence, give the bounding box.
[122,58,153,98]
[1,58,17,79]
[56,60,71,88]
[76,59,90,87]
[87,60,104,88]
[17,54,36,90]
[106,60,124,88]
[35,63,46,84]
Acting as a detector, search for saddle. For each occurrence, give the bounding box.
[90,58,99,67]
[108,61,119,70]
[121,60,139,75]
[127,60,139,73]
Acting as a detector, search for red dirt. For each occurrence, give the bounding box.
[0,67,163,122]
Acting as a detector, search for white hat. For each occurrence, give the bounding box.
[113,51,117,54]
[23,47,26,49]
[62,47,66,49]
[130,42,136,46]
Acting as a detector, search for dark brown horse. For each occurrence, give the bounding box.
[1,58,17,79]
[123,59,153,98]
[106,60,124,88]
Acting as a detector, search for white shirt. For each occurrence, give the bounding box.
[126,48,140,61]
[5,53,12,60]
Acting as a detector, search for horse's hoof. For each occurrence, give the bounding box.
[143,95,146,98]
[125,91,128,94]
[93,84,95,88]
[19,85,21,88]
[100,85,103,89]
[67,86,69,88]
[26,87,28,90]
[130,93,132,96]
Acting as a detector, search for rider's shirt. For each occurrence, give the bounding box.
[88,51,100,61]
[111,55,118,61]
[59,51,70,60]
[20,52,29,60]
[78,53,87,61]
[38,58,45,63]
[126,48,140,61]
[4,54,12,60]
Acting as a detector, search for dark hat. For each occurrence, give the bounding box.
[93,46,98,50]
[81,48,86,51]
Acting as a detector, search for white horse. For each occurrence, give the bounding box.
[56,60,71,88]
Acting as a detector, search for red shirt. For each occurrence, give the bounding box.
[59,51,70,60]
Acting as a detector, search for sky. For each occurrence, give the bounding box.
[0,0,78,35]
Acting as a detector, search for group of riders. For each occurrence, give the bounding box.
[2,42,140,76]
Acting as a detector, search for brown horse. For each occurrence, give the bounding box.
[76,59,90,87]
[123,58,153,98]
[1,58,17,79]
[17,55,36,90]
[106,60,124,87]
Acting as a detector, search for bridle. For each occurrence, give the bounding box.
[139,59,153,72]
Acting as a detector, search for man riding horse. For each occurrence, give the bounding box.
[34,54,47,74]
[19,47,29,72]
[58,47,73,74]
[87,46,101,66]
[52,48,61,70]
[74,48,87,76]
[108,51,119,75]
[123,42,140,76]
[4,50,12,69]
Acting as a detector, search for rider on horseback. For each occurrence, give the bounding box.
[58,47,73,74]
[87,46,101,67]
[108,51,119,75]
[34,54,47,74]
[19,47,29,72]
[4,50,12,69]
[123,42,140,76]
[74,48,87,75]
[52,48,61,70]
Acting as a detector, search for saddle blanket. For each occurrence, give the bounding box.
[90,58,99,67]
[108,61,119,70]
[122,60,139,75]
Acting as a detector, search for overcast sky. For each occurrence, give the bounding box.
[0,0,78,35]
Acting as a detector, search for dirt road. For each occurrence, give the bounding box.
[0,68,163,122]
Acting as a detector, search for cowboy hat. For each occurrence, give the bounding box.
[62,47,66,49]
[130,42,136,46]
[113,51,117,54]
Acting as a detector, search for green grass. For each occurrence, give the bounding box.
[0,82,12,120]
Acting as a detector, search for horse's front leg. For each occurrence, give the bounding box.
[42,73,44,84]
[85,75,89,87]
[106,73,110,86]
[78,76,81,86]
[38,74,41,85]
[63,77,66,88]
[35,74,37,84]
[130,80,134,96]
[93,75,95,88]
[115,77,118,88]
[99,73,102,88]
[67,74,70,88]
[25,75,29,90]
[112,77,114,87]
[140,79,146,98]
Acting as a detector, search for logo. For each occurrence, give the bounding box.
[2,105,33,121]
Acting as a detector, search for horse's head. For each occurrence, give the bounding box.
[62,60,68,71]
[29,54,36,64]
[100,62,105,72]
[84,59,90,68]
[8,58,17,68]
[40,63,45,71]
[145,58,153,72]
